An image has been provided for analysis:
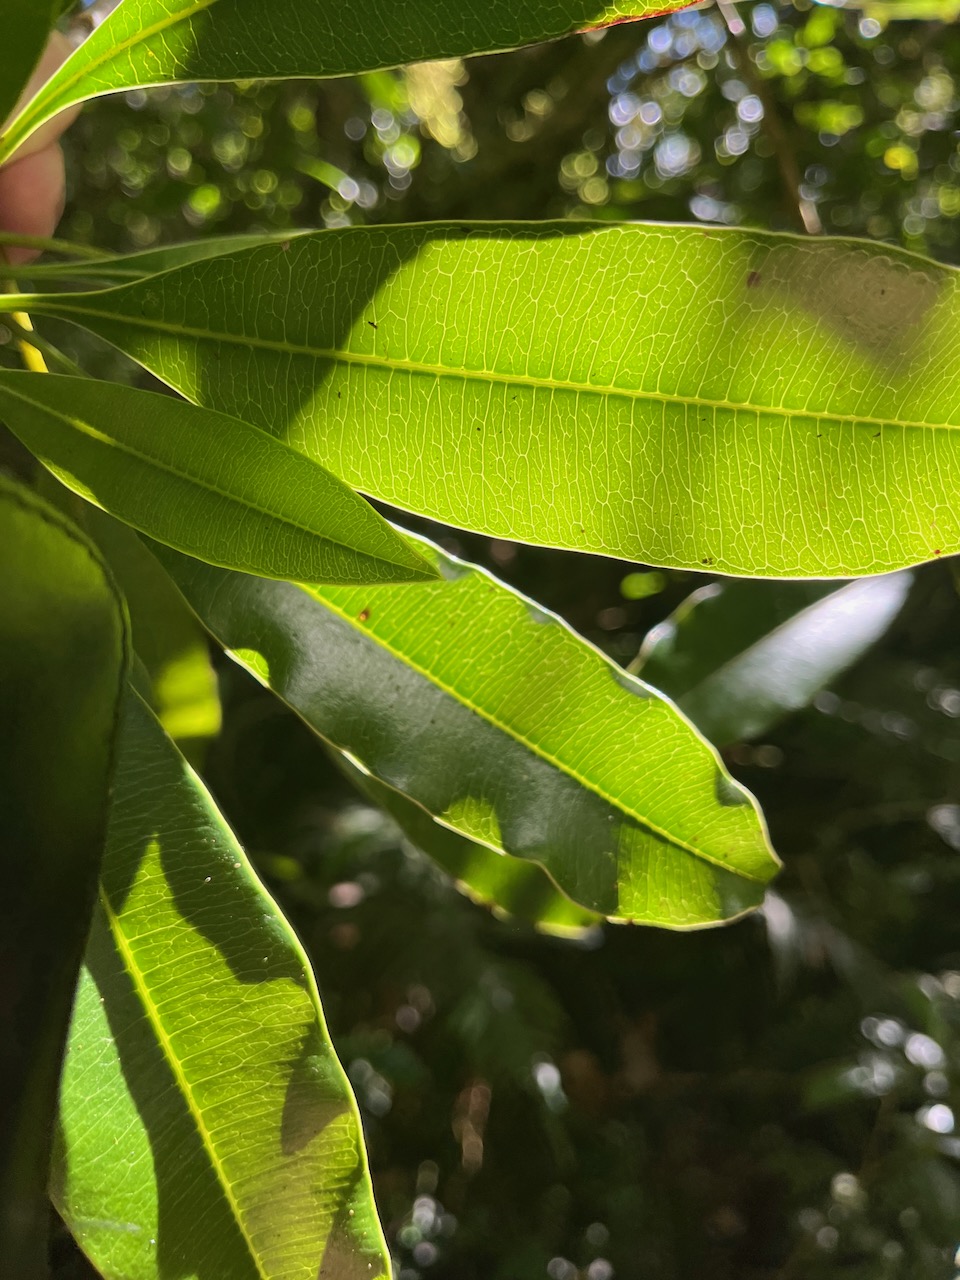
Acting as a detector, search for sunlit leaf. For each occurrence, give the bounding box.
[0,476,126,1278]
[635,574,913,745]
[156,536,779,929]
[17,223,960,576]
[54,690,390,1280]
[0,370,436,584]
[0,2,673,161]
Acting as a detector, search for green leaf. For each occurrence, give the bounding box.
[0,370,436,584]
[155,536,779,929]
[0,476,126,1279]
[635,574,913,746]
[0,2,669,161]
[334,753,603,937]
[82,507,222,755]
[15,229,312,285]
[0,1,56,135]
[18,222,960,576]
[54,690,390,1280]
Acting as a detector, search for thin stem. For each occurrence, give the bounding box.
[717,0,822,236]
[0,231,112,260]
[4,318,87,378]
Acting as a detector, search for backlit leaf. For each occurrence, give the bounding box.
[156,536,779,929]
[17,223,960,576]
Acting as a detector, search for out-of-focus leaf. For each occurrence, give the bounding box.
[18,223,960,575]
[156,536,779,929]
[0,2,671,161]
[635,574,913,745]
[0,476,126,1279]
[83,508,221,756]
[822,0,960,21]
[0,370,436,584]
[54,691,390,1280]
[335,753,603,937]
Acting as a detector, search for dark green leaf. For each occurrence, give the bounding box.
[0,476,126,1279]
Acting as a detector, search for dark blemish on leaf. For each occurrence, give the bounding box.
[367,321,378,330]
[747,271,762,288]
[701,557,715,566]
[935,549,942,556]
[873,430,881,438]
[337,391,342,399]
[358,609,370,623]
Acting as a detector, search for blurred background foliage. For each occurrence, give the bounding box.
[39,0,960,1276]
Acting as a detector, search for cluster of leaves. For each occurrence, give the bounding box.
[3,1,960,1279]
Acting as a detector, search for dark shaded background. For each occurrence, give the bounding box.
[37,2,960,1276]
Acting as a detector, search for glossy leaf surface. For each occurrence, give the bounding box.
[0,477,126,1279]
[335,754,602,937]
[157,538,778,928]
[636,574,913,745]
[0,370,435,583]
[20,223,960,576]
[0,2,672,160]
[54,691,389,1280]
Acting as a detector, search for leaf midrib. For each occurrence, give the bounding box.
[38,300,957,435]
[295,582,768,882]
[0,380,394,571]
[98,884,269,1280]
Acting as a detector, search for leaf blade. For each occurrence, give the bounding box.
[0,476,126,1278]
[55,691,390,1280]
[156,537,779,929]
[21,222,960,576]
[0,371,436,584]
[1,2,674,159]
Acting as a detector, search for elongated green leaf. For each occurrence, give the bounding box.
[0,2,667,162]
[155,536,779,929]
[335,753,603,937]
[0,370,435,583]
[635,574,913,746]
[0,476,126,1279]
[18,223,960,576]
[15,229,311,285]
[54,690,389,1280]
[0,1,56,133]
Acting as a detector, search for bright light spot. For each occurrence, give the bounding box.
[919,1103,954,1134]
[905,1033,946,1070]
